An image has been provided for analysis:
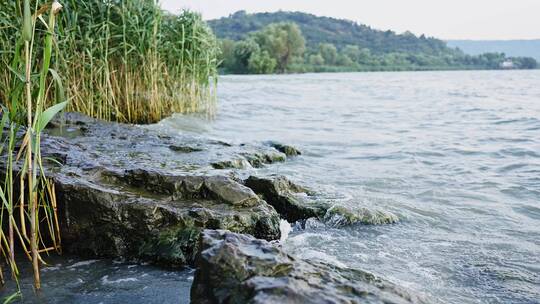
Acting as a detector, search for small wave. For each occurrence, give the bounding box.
[499,148,540,158]
[481,137,533,144]
[67,260,99,269]
[464,108,484,112]
[497,163,530,173]
[494,117,540,126]
[494,119,523,125]
[513,205,540,221]
[444,148,483,156]
[42,266,61,272]
[101,275,139,285]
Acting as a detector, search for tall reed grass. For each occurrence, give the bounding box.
[2,0,220,124]
[1,0,65,291]
[0,0,219,293]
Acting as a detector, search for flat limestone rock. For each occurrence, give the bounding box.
[56,168,281,266]
[191,230,431,304]
[6,113,285,266]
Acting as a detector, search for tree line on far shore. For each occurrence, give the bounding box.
[214,12,538,74]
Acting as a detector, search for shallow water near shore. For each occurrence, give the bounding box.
[159,70,540,303]
[1,255,192,303]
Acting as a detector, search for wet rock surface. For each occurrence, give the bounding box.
[22,113,294,266]
[1,112,415,302]
[265,141,302,157]
[323,205,399,226]
[245,175,328,222]
[244,175,398,226]
[191,230,430,304]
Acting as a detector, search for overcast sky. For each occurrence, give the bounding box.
[160,0,540,40]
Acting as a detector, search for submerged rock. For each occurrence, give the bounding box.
[266,141,302,156]
[169,145,204,153]
[245,175,328,222]
[242,151,287,168]
[324,205,399,227]
[191,230,430,304]
[210,149,288,169]
[245,175,399,227]
[211,158,250,169]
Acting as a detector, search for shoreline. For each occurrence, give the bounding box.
[1,112,424,303]
[219,66,539,76]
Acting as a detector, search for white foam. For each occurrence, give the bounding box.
[101,275,139,285]
[279,219,292,243]
[67,260,99,269]
[42,266,61,272]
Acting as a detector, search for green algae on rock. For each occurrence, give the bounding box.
[245,175,399,226]
[57,169,281,266]
[26,113,288,266]
[266,141,302,157]
[324,205,399,226]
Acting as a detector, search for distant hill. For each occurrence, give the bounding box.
[447,40,540,61]
[209,11,457,56]
[209,11,538,74]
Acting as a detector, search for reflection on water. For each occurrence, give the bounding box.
[159,70,540,304]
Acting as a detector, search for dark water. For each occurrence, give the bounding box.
[160,70,540,303]
[1,256,192,303]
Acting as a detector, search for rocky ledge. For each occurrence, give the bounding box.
[192,230,429,304]
[1,112,424,302]
[34,113,394,266]
[3,113,301,266]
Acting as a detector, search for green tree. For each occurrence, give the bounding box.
[319,43,337,65]
[336,54,354,66]
[357,48,372,64]
[253,22,305,72]
[342,45,361,62]
[232,39,260,73]
[248,50,277,74]
[515,57,538,69]
[308,54,325,65]
[219,39,236,70]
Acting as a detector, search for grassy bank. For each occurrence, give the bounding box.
[1,0,220,124]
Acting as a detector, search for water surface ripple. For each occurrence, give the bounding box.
[161,70,540,304]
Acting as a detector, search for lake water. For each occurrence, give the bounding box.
[3,70,539,303]
[164,70,540,303]
[1,254,193,303]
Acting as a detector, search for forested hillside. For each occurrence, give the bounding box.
[209,11,538,74]
[210,11,453,56]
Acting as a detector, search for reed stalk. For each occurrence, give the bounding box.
[0,0,65,291]
[1,0,220,124]
[0,0,218,294]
